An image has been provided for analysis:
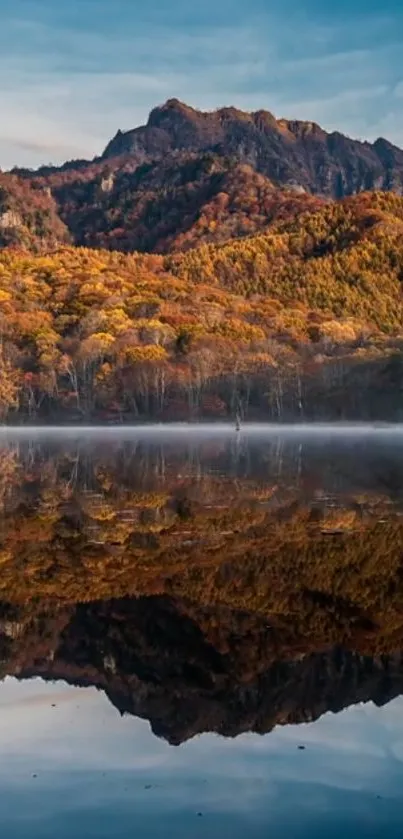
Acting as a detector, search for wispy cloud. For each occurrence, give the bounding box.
[0,2,402,168]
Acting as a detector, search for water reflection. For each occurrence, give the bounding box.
[1,427,403,835]
[1,679,403,838]
[4,596,403,745]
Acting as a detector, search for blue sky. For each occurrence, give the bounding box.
[0,0,402,168]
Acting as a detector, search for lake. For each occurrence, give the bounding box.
[1,424,403,837]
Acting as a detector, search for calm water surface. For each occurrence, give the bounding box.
[1,424,403,837]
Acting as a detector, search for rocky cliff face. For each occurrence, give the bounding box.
[2,596,403,746]
[102,99,403,198]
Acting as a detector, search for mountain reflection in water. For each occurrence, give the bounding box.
[1,427,403,746]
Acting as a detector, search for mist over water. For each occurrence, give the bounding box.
[2,421,403,436]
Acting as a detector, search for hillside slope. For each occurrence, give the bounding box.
[0,173,69,250]
[168,191,403,327]
[0,191,402,422]
[29,152,322,254]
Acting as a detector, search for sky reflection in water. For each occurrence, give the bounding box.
[0,678,402,838]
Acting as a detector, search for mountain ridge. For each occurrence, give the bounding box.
[94,97,403,198]
[2,98,403,255]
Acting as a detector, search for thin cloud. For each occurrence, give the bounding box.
[0,6,402,168]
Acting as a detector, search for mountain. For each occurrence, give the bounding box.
[102,99,403,198]
[7,98,403,255]
[1,101,403,423]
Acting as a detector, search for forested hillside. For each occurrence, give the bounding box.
[0,191,403,422]
[32,155,322,254]
[0,173,70,251]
